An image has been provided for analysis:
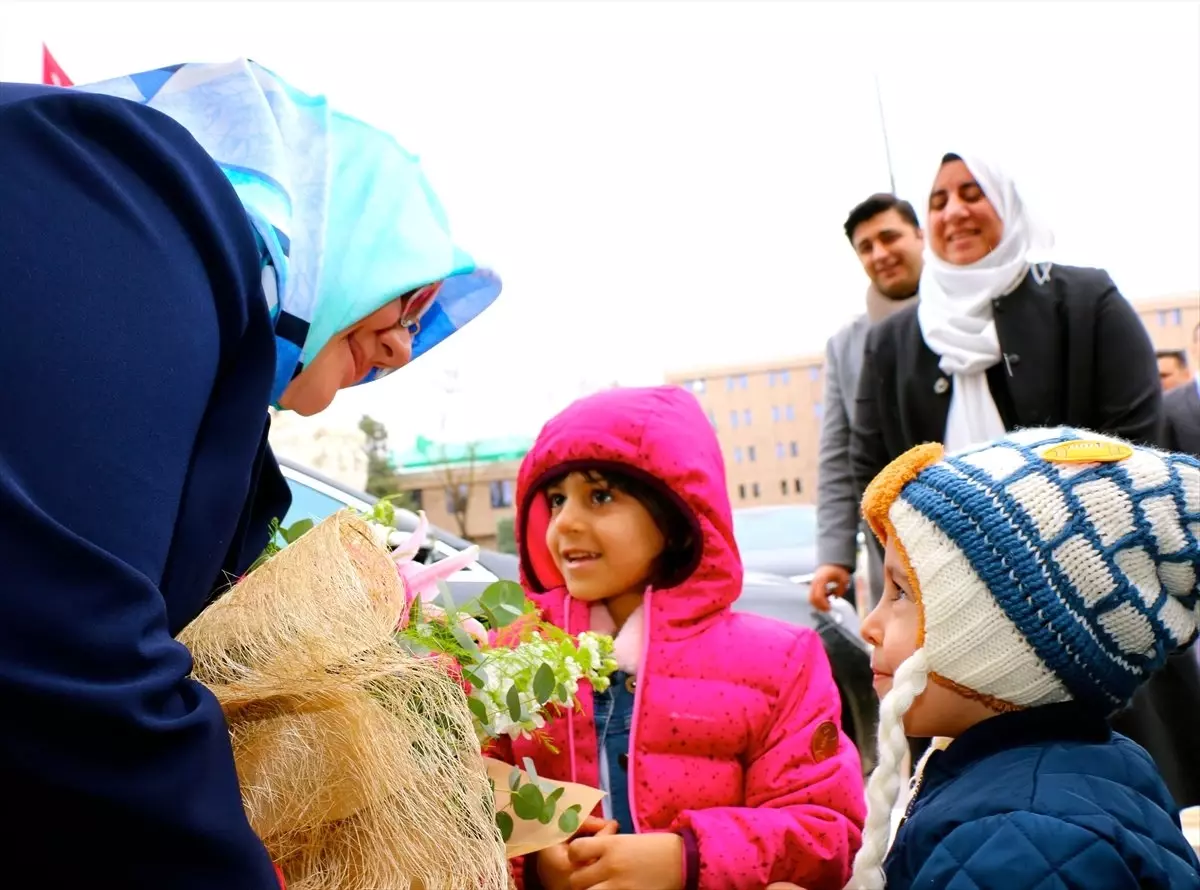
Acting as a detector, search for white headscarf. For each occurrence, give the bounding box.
[917,153,1055,451]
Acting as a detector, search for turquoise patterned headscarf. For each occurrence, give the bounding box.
[77,59,501,403]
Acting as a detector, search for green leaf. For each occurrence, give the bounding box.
[538,799,555,825]
[437,579,457,614]
[508,767,523,792]
[480,580,531,628]
[556,683,569,703]
[506,685,523,723]
[557,804,582,834]
[466,696,489,726]
[450,626,482,658]
[512,783,545,821]
[545,786,565,809]
[282,517,314,543]
[495,810,514,842]
[462,667,487,690]
[533,663,556,705]
[374,498,396,527]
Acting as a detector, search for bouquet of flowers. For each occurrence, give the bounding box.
[364,500,617,845]
[180,502,614,890]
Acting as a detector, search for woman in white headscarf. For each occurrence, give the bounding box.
[851,150,1161,472]
[851,152,1200,814]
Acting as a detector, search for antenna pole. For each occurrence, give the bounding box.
[874,73,897,194]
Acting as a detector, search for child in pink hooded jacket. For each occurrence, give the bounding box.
[498,385,865,890]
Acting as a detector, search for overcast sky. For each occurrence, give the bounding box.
[3,1,1197,445]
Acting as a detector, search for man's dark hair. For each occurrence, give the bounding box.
[843,193,921,244]
[1157,349,1189,368]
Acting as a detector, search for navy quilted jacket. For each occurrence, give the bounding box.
[883,702,1200,889]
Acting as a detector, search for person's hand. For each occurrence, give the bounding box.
[566,832,684,890]
[536,816,618,890]
[808,564,852,612]
[536,842,573,890]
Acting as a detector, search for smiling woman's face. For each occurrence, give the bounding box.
[927,159,1005,265]
[278,284,437,416]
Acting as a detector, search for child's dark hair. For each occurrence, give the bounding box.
[542,466,699,588]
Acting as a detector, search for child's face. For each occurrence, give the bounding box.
[861,538,921,701]
[543,471,665,603]
[862,537,998,738]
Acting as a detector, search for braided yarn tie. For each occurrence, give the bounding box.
[849,648,930,890]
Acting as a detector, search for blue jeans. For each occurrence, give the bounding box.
[593,669,636,833]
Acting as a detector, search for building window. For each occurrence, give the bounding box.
[790,440,799,457]
[445,483,469,513]
[409,489,424,511]
[780,369,791,385]
[743,408,752,426]
[734,447,743,464]
[726,376,735,391]
[808,366,820,382]
[780,478,788,494]
[738,483,747,499]
[752,482,761,498]
[707,409,717,427]
[772,405,781,422]
[776,442,785,459]
[489,479,514,509]
[1172,308,1183,325]
[794,478,803,494]
[785,404,796,421]
[768,371,776,387]
[730,410,739,429]
[748,445,757,462]
[739,375,749,389]
[814,402,824,420]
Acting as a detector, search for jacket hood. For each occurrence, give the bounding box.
[516,386,743,633]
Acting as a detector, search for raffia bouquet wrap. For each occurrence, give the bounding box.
[178,511,509,890]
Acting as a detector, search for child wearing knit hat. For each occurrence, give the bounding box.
[850,427,1200,890]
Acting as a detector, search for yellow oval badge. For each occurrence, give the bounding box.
[1041,439,1134,464]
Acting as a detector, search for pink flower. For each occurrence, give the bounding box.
[390,513,489,647]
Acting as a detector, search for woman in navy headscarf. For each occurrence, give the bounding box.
[0,59,500,888]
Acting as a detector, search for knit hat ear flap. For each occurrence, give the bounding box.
[863,443,946,546]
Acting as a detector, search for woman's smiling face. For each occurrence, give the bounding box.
[927,159,1005,266]
[278,284,437,415]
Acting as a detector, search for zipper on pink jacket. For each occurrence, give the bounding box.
[626,588,652,833]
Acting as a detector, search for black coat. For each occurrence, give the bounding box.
[1164,380,1200,459]
[850,263,1200,810]
[850,263,1163,497]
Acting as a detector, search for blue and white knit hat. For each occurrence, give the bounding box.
[865,426,1199,714]
[850,427,1199,890]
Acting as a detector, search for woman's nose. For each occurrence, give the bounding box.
[943,196,970,221]
[374,327,413,370]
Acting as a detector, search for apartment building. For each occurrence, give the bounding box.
[665,355,827,508]
[666,291,1199,508]
[1136,291,1200,368]
[390,435,532,549]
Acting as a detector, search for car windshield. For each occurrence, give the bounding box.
[732,506,818,551]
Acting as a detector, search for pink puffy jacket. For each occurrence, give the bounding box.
[499,385,864,890]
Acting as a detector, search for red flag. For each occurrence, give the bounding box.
[42,43,73,87]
